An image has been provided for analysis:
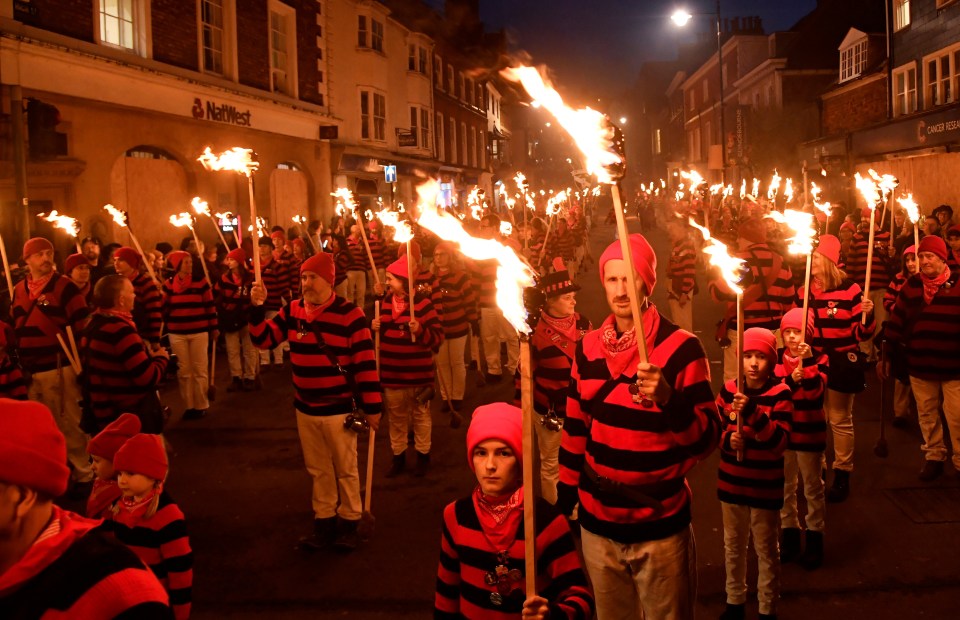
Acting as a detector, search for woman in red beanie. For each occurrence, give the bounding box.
[434,403,594,619]
[799,234,876,503]
[216,248,258,392]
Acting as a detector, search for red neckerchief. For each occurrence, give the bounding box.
[27,273,53,300]
[535,311,581,361]
[922,268,951,305]
[171,273,191,294]
[86,478,122,519]
[472,485,524,550]
[98,308,136,329]
[302,293,336,321]
[0,506,101,595]
[391,293,408,320]
[596,308,660,379]
[113,487,160,527]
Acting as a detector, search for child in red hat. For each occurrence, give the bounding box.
[716,327,794,620]
[434,404,594,618]
[109,434,193,620]
[85,412,141,518]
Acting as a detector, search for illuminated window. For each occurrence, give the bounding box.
[894,0,910,31]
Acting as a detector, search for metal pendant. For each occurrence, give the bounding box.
[628,383,654,408]
[489,592,503,606]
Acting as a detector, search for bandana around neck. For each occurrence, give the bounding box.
[597,307,660,379]
[27,273,53,300]
[921,268,951,305]
[473,485,524,550]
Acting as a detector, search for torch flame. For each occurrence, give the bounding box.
[767,170,781,201]
[377,209,413,243]
[751,178,760,199]
[766,209,816,256]
[103,204,128,227]
[784,178,794,203]
[740,179,747,199]
[197,147,259,177]
[500,221,513,236]
[38,211,80,237]
[897,194,921,224]
[246,217,266,238]
[868,169,898,200]
[501,65,622,184]
[332,188,357,215]
[855,172,881,210]
[292,215,307,224]
[190,197,211,218]
[688,219,746,295]
[169,212,194,229]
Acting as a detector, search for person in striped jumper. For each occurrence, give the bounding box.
[848,208,893,362]
[0,400,173,619]
[879,235,960,481]
[107,433,192,619]
[558,234,721,619]
[716,328,793,620]
[373,253,444,478]
[666,219,696,333]
[710,213,795,382]
[288,238,306,297]
[345,224,369,308]
[86,412,141,519]
[472,214,519,383]
[162,251,217,421]
[798,235,875,503]
[216,248,258,392]
[431,240,478,418]
[513,258,590,506]
[434,404,594,619]
[113,246,163,348]
[774,308,828,571]
[883,245,918,429]
[12,237,93,488]
[257,237,290,368]
[249,252,382,552]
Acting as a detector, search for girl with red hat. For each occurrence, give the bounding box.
[434,403,594,619]
[216,248,258,392]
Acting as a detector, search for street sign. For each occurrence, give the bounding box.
[384,165,397,183]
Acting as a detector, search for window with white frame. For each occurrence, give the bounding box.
[435,112,445,160]
[894,0,910,31]
[447,65,454,93]
[199,0,227,75]
[893,64,917,116]
[924,49,956,107]
[420,108,430,150]
[478,129,485,168]
[433,55,442,86]
[449,118,457,164]
[840,38,867,83]
[371,19,384,52]
[408,44,428,74]
[654,128,662,154]
[268,2,296,96]
[360,90,386,141]
[467,78,474,106]
[98,0,148,54]
[461,122,467,163]
[469,126,476,167]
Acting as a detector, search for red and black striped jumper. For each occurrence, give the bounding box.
[163,272,217,414]
[129,272,163,345]
[258,253,290,365]
[434,266,478,404]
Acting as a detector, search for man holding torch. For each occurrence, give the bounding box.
[558,234,721,620]
[112,247,163,349]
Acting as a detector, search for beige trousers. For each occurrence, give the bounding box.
[295,411,361,520]
[169,332,210,411]
[721,502,780,616]
[581,525,697,620]
[225,325,258,380]
[436,335,467,401]
[893,379,913,419]
[667,297,694,333]
[534,419,562,505]
[479,306,519,376]
[384,387,432,455]
[825,389,855,472]
[910,376,960,467]
[346,270,366,308]
[29,366,92,482]
[781,450,826,532]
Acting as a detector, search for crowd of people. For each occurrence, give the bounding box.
[0,185,957,619]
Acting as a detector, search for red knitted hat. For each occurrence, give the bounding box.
[113,433,168,482]
[815,234,841,265]
[22,237,53,259]
[743,327,777,361]
[387,254,411,280]
[904,244,916,257]
[918,235,948,262]
[466,403,523,470]
[599,234,657,295]
[780,307,814,340]
[300,251,335,285]
[226,248,247,264]
[87,413,142,460]
[270,230,286,241]
[167,250,190,272]
[860,207,873,219]
[291,238,305,250]
[114,247,142,269]
[398,240,422,264]
[0,399,70,497]
[64,253,88,275]
[839,222,856,234]
[947,224,960,238]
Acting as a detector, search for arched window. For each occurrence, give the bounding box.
[125,145,175,160]
[277,161,301,171]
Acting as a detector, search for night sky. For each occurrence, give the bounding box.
[443,1,820,96]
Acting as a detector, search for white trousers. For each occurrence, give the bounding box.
[296,411,361,520]
[29,366,92,482]
[825,389,855,472]
[781,450,826,532]
[384,387,432,455]
[225,326,258,380]
[259,310,284,365]
[534,419,562,505]
[479,307,519,376]
[910,376,960,466]
[667,297,693,333]
[169,332,210,411]
[436,335,467,400]
[581,525,697,620]
[346,270,366,308]
[721,502,780,616]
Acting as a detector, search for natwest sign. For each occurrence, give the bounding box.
[191,97,252,127]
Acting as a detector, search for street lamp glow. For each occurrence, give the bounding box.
[671,9,693,26]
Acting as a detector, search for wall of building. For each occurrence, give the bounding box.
[855,153,960,216]
[822,76,887,136]
[893,0,960,69]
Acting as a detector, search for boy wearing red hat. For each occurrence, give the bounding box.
[716,328,793,620]
[0,399,172,617]
[880,235,960,481]
[216,248,258,391]
[12,236,93,489]
[434,403,594,618]
[373,253,444,477]
[250,252,382,551]
[107,433,193,620]
[86,412,141,519]
[774,309,829,570]
[113,246,164,348]
[558,234,721,619]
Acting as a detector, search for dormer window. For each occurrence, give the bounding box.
[839,29,868,83]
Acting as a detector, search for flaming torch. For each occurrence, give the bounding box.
[767,210,817,337]
[292,215,319,253]
[334,188,381,291]
[897,193,921,251]
[169,212,212,287]
[767,170,782,202]
[869,169,899,228]
[854,172,882,325]
[197,147,261,281]
[689,218,747,461]
[376,206,416,341]
[191,197,230,251]
[538,190,567,267]
[103,204,160,288]
[38,211,82,253]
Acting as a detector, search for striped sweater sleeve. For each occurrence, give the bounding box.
[668,239,696,296]
[133,274,163,342]
[434,502,462,618]
[776,352,828,452]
